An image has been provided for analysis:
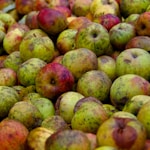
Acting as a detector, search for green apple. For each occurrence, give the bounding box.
[95,146,118,150]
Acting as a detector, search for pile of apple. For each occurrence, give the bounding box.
[1,0,150,149]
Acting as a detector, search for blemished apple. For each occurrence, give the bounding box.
[55,91,84,123]
[110,74,150,110]
[77,70,112,102]
[96,111,147,150]
[125,36,150,52]
[0,118,29,150]
[115,48,150,80]
[45,129,91,150]
[75,22,110,56]
[17,58,47,87]
[22,92,42,101]
[135,11,150,36]
[120,0,150,18]
[109,22,136,51]
[47,0,69,8]
[35,62,75,101]
[61,48,98,80]
[37,7,68,35]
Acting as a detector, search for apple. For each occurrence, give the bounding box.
[0,118,29,150]
[56,28,77,54]
[75,22,110,56]
[61,48,98,81]
[125,36,150,52]
[26,126,54,150]
[109,22,136,51]
[0,55,7,68]
[52,55,63,64]
[135,11,150,36]
[97,55,116,81]
[144,139,150,150]
[37,7,68,35]
[55,91,84,123]
[35,62,75,100]
[120,0,150,18]
[45,129,91,150]
[110,74,150,110]
[93,13,121,31]
[95,146,118,150]
[115,48,150,80]
[96,111,147,150]
[0,86,20,119]
[0,0,14,11]
[77,70,112,102]
[8,101,43,130]
[47,0,69,8]
[137,101,150,138]
[123,95,150,115]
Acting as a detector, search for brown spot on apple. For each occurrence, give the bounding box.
[113,118,137,149]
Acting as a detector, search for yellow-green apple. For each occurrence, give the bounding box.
[25,126,54,150]
[37,8,68,35]
[45,129,91,150]
[125,36,150,52]
[22,92,42,101]
[41,115,70,132]
[124,14,140,26]
[110,74,150,110]
[120,0,150,18]
[77,70,112,102]
[109,22,136,51]
[35,62,75,101]
[137,101,150,138]
[115,48,150,80]
[8,101,43,130]
[93,13,121,31]
[96,111,147,150]
[56,29,77,54]
[0,68,17,86]
[47,0,69,8]
[0,118,29,150]
[3,51,22,72]
[17,58,46,87]
[75,22,110,56]
[71,96,109,133]
[61,48,98,81]
[95,146,118,150]
[55,91,84,123]
[135,12,150,36]
[19,29,55,63]
[97,55,116,81]
[0,86,20,119]
[123,95,150,115]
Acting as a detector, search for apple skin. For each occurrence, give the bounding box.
[115,48,150,80]
[110,74,150,110]
[135,12,150,36]
[0,118,29,150]
[120,0,150,18]
[37,8,68,35]
[95,146,118,150]
[47,0,69,8]
[96,111,147,150]
[35,62,75,101]
[125,36,150,52]
[109,22,136,51]
[144,139,150,150]
[75,22,110,56]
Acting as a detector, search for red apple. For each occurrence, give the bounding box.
[35,62,75,100]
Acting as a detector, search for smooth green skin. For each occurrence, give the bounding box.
[3,51,22,72]
[0,86,20,119]
[120,0,150,18]
[75,22,110,56]
[56,29,77,54]
[123,95,150,115]
[45,130,91,150]
[95,146,118,150]
[97,55,116,81]
[8,101,43,130]
[125,14,140,25]
[116,48,150,80]
[57,91,84,124]
[77,70,112,102]
[20,34,55,63]
[17,58,46,86]
[137,101,150,138]
[62,48,98,80]
[110,74,150,110]
[71,101,108,133]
